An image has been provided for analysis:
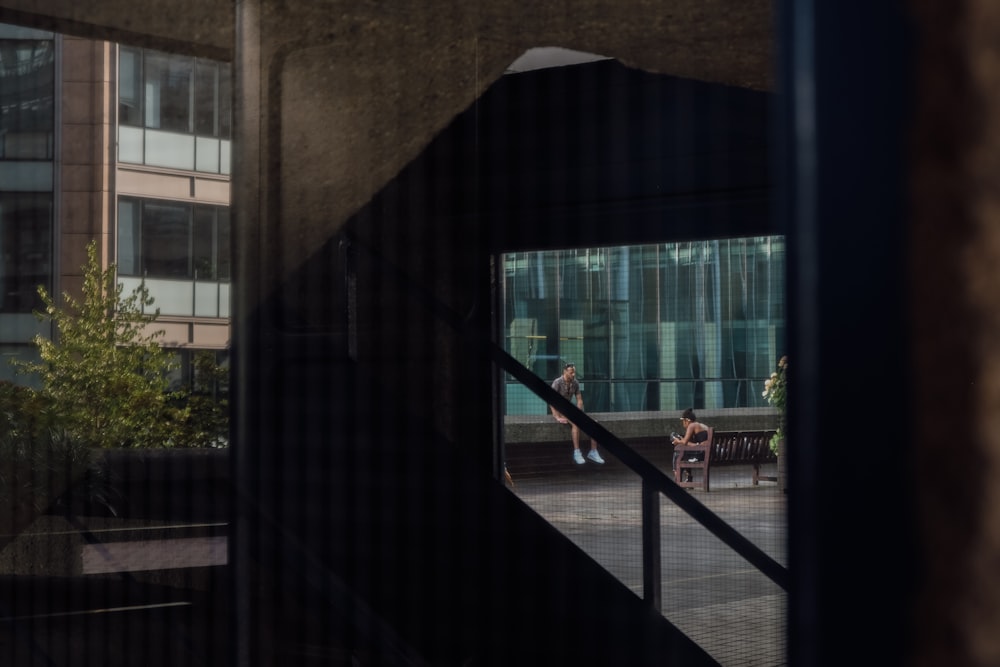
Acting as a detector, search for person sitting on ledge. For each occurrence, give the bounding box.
[550,362,605,465]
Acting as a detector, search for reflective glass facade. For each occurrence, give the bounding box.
[0,35,54,160]
[0,26,54,317]
[502,236,785,414]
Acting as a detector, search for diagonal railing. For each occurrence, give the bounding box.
[490,344,789,605]
[346,235,789,610]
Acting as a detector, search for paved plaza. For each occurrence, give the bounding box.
[508,461,788,667]
[1,460,786,666]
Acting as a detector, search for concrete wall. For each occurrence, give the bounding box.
[505,407,778,443]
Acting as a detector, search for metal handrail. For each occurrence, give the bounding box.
[348,235,790,609]
[495,345,789,601]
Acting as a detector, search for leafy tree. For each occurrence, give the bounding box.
[173,350,230,448]
[15,241,186,448]
[0,381,123,545]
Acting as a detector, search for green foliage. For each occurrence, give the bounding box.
[0,381,121,520]
[173,350,230,448]
[0,425,117,516]
[0,381,51,435]
[762,355,788,455]
[14,241,186,448]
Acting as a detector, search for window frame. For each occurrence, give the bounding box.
[117,196,231,282]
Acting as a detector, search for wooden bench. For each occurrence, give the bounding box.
[674,430,777,492]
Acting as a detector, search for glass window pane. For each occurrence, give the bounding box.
[214,350,229,399]
[164,349,186,392]
[118,47,142,127]
[194,60,218,136]
[0,193,51,313]
[220,139,231,175]
[193,206,216,280]
[118,125,143,163]
[0,162,52,191]
[117,198,140,275]
[219,63,232,139]
[218,282,230,317]
[141,201,190,278]
[195,136,220,173]
[0,39,55,159]
[217,208,230,281]
[144,52,192,133]
[144,129,195,170]
[194,281,220,317]
[143,277,194,315]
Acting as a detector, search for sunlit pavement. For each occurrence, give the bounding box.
[509,462,788,667]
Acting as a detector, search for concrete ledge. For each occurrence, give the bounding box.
[81,536,226,574]
[0,515,227,577]
[504,408,778,444]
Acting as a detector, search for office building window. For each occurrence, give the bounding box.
[165,348,229,397]
[194,59,231,138]
[143,51,193,133]
[118,197,230,281]
[0,38,55,160]
[192,205,230,280]
[118,46,142,127]
[0,193,51,313]
[142,201,190,278]
[118,47,232,173]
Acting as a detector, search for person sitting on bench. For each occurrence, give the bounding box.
[671,408,710,482]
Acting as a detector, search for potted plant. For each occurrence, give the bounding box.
[762,355,788,491]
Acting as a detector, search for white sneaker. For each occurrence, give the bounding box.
[587,450,605,464]
[573,450,585,465]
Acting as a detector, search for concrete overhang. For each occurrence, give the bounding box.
[0,0,772,89]
[0,0,233,59]
[0,0,774,268]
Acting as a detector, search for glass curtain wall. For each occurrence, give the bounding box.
[0,35,54,160]
[0,193,52,314]
[0,26,54,322]
[502,236,785,414]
